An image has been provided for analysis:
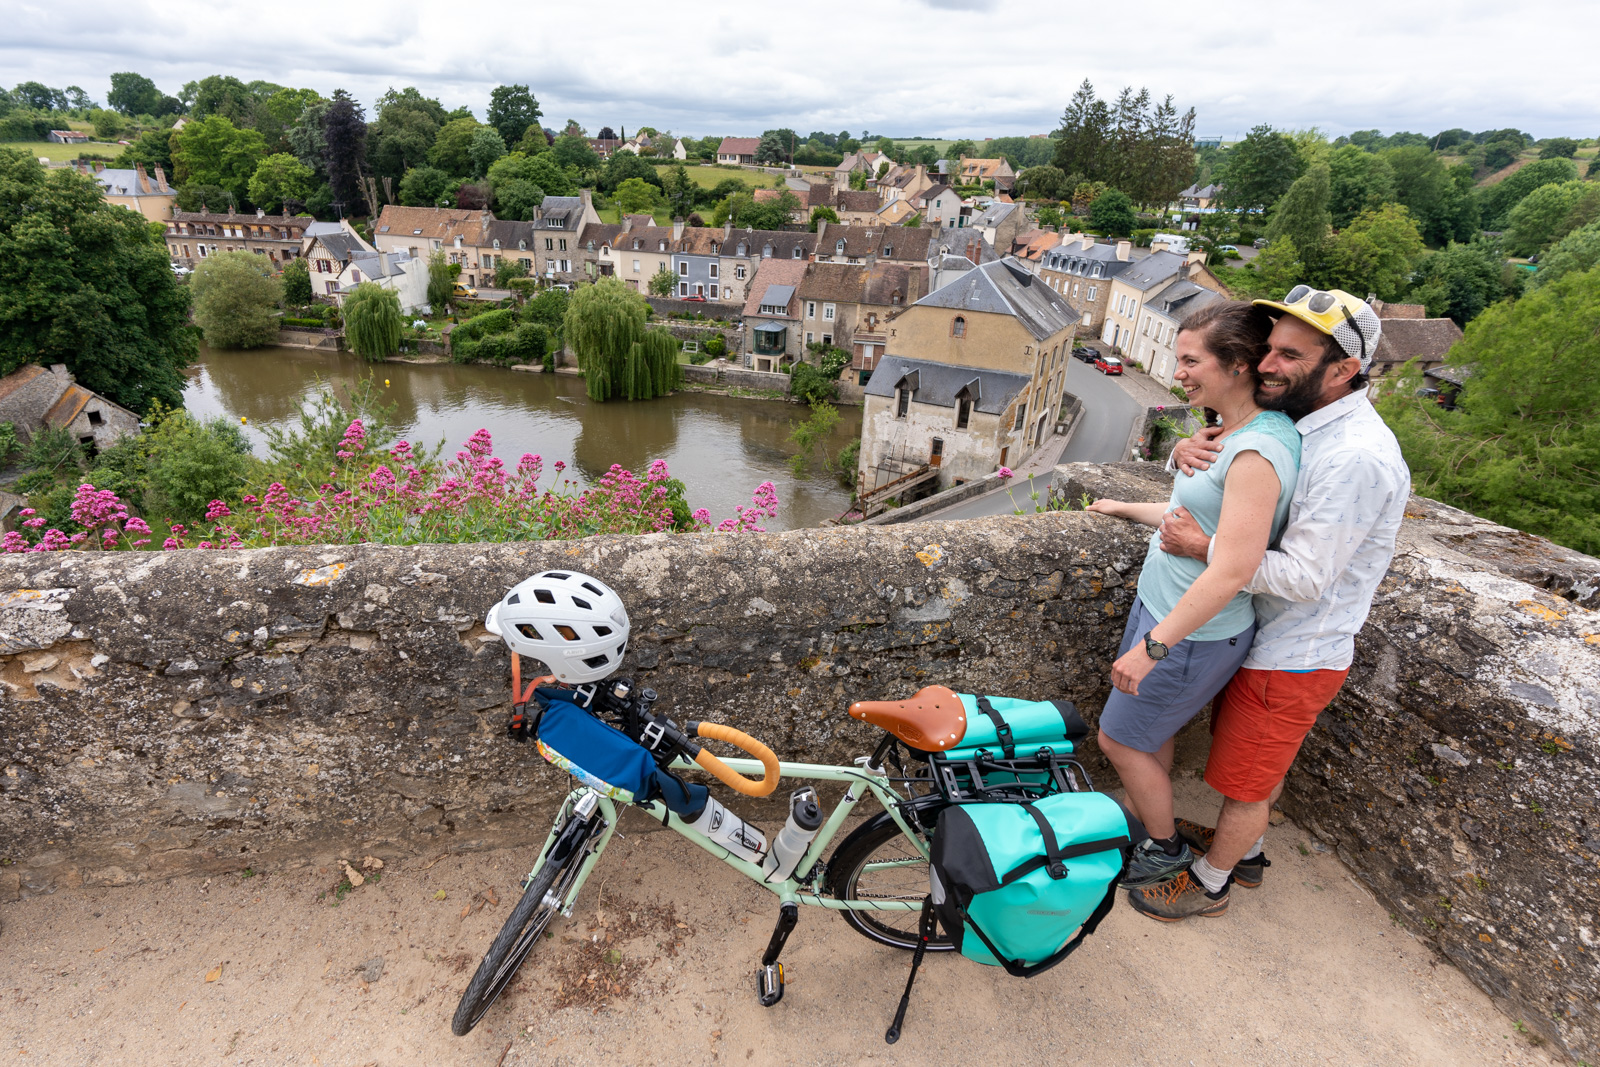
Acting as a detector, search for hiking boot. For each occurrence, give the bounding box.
[1117,839,1193,889]
[1128,870,1230,922]
[1174,819,1270,889]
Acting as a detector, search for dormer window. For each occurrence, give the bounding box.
[711,242,719,254]
[891,291,902,306]
[836,239,845,255]
[737,242,747,256]
[762,243,773,258]
[518,239,527,250]
[493,239,501,249]
[633,239,642,250]
[1091,265,1101,278]
[792,246,802,259]
[550,218,565,228]
[883,245,892,258]
[658,241,666,251]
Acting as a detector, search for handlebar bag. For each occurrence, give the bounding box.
[531,686,708,815]
[928,792,1136,976]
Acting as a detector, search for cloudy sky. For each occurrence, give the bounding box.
[5,0,1595,140]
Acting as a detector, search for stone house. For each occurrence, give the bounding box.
[878,164,936,205]
[1008,229,1063,273]
[1101,249,1221,357]
[1132,280,1224,386]
[741,258,809,371]
[859,257,1077,489]
[717,227,815,305]
[717,137,760,165]
[0,364,140,455]
[1366,299,1463,390]
[577,223,624,282]
[970,200,1024,252]
[957,157,1016,192]
[811,222,932,266]
[833,190,883,226]
[531,192,602,285]
[79,162,177,222]
[303,223,375,298]
[608,220,682,293]
[164,208,313,269]
[930,228,998,274]
[795,261,928,381]
[372,205,490,263]
[834,151,891,188]
[875,199,920,226]
[1037,235,1138,331]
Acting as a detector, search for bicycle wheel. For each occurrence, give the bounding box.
[827,811,955,952]
[451,816,592,1036]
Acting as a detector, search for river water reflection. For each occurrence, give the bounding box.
[182,347,860,530]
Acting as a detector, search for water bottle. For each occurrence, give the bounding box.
[763,788,824,883]
[684,798,768,865]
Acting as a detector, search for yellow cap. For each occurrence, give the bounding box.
[1253,286,1381,371]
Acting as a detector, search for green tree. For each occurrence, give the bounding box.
[787,401,840,475]
[398,164,452,206]
[848,169,867,191]
[190,251,283,349]
[1325,203,1425,301]
[1087,187,1135,236]
[343,282,402,361]
[664,164,696,218]
[321,90,367,213]
[1035,203,1067,229]
[551,134,600,179]
[429,116,480,176]
[488,151,571,197]
[114,128,176,174]
[367,89,444,181]
[615,176,660,215]
[137,411,254,524]
[89,109,124,140]
[1406,241,1511,325]
[107,72,163,117]
[1538,138,1578,160]
[0,149,195,413]
[188,75,256,124]
[172,115,268,205]
[246,152,314,212]
[469,126,507,178]
[565,278,679,401]
[426,251,453,309]
[1220,124,1305,210]
[492,179,544,221]
[1265,162,1332,273]
[809,205,839,231]
[599,151,661,194]
[1383,146,1476,245]
[1528,222,1600,290]
[486,84,541,147]
[281,257,312,306]
[1326,144,1396,228]
[1218,235,1303,300]
[1378,266,1600,554]
[1504,180,1590,256]
[1476,157,1579,229]
[647,265,675,296]
[1016,164,1068,200]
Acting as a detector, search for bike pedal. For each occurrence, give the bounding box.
[756,963,785,1007]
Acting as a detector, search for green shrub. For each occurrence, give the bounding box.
[703,333,727,358]
[282,317,326,328]
[457,307,517,339]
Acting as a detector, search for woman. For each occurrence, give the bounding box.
[1085,301,1300,893]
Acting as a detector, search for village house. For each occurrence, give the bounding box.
[717,227,816,304]
[1037,235,1138,331]
[532,192,602,285]
[795,261,927,382]
[577,222,623,283]
[877,164,936,205]
[333,251,429,313]
[608,220,681,293]
[78,162,179,223]
[1366,299,1464,390]
[1101,249,1223,358]
[969,200,1025,252]
[0,364,140,456]
[717,137,760,165]
[371,204,490,264]
[670,227,729,300]
[811,222,933,266]
[1008,228,1063,273]
[859,257,1077,492]
[834,151,892,188]
[957,157,1016,192]
[1173,183,1223,228]
[1133,280,1224,386]
[164,207,313,269]
[831,190,883,226]
[875,198,920,226]
[742,258,809,371]
[919,185,962,227]
[302,222,375,297]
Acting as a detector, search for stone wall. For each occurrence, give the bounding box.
[646,297,741,321]
[0,465,1596,1059]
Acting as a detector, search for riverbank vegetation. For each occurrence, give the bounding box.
[566,279,682,401]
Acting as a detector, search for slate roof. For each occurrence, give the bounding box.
[741,258,809,319]
[970,201,1018,228]
[1112,250,1188,292]
[622,213,655,229]
[581,223,623,251]
[932,228,998,265]
[718,137,760,157]
[1179,183,1220,199]
[342,250,414,285]
[90,167,174,197]
[1038,239,1137,278]
[619,225,677,252]
[302,221,346,238]
[374,205,486,240]
[864,356,1030,414]
[310,232,369,264]
[817,227,932,262]
[919,184,953,204]
[728,228,816,261]
[534,196,586,230]
[914,258,1076,341]
[1144,279,1222,322]
[1373,317,1463,365]
[170,209,310,231]
[483,219,539,249]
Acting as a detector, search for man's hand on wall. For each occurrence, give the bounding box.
[1158,507,1211,562]
[1172,425,1224,476]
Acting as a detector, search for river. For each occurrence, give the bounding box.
[181,347,861,530]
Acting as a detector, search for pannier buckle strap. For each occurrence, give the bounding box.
[975,696,1016,759]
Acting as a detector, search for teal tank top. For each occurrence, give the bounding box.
[1135,410,1301,641]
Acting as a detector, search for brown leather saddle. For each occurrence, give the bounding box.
[848,684,968,752]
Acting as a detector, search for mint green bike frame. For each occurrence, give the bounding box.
[522,755,931,917]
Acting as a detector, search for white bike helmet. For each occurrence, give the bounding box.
[484,571,630,683]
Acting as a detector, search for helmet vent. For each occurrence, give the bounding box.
[593,625,613,637]
[583,654,611,669]
[534,588,556,604]
[581,581,604,596]
[515,623,542,640]
[571,596,592,610]
[547,572,571,580]
[507,594,520,605]
[554,624,581,642]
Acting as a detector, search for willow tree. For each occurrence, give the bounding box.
[564,278,679,401]
[343,282,402,362]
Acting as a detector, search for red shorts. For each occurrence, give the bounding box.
[1205,667,1349,803]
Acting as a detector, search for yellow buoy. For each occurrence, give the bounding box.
[385,379,390,387]
[240,416,247,424]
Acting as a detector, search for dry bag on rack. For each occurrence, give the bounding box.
[928,695,1093,801]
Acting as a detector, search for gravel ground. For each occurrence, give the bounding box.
[0,776,1560,1067]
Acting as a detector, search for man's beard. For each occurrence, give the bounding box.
[1257,363,1328,421]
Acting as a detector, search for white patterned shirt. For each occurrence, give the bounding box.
[1235,391,1410,671]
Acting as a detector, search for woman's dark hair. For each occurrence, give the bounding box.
[1177,300,1274,373]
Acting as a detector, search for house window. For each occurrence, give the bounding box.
[559,239,567,252]
[822,334,832,345]
[1087,286,1097,301]
[680,282,689,296]
[883,245,892,258]
[1014,403,1027,431]
[708,264,718,278]
[763,243,773,257]
[679,262,688,275]
[1081,312,1092,326]
[1092,265,1101,278]
[545,238,554,250]
[951,316,965,338]
[930,437,943,462]
[806,332,814,345]
[824,304,835,321]
[87,410,103,426]
[956,398,972,429]
[896,389,910,418]
[709,284,718,299]
[792,247,802,259]
[560,260,570,272]
[735,265,747,280]
[633,259,641,272]
[807,301,816,319]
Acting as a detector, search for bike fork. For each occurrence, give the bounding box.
[756,902,799,1007]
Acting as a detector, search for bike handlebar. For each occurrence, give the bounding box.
[689,721,780,797]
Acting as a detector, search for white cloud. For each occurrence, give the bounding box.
[2,0,1594,139]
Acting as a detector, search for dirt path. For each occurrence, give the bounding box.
[0,778,1559,1067]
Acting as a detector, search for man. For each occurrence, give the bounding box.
[1125,286,1410,922]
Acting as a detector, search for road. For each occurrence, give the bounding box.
[934,356,1142,519]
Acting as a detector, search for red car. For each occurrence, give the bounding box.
[1095,355,1123,375]
[682,295,707,302]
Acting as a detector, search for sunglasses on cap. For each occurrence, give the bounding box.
[1281,285,1368,364]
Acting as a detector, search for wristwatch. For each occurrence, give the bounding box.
[1142,632,1169,661]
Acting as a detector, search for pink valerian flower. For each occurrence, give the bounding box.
[22,517,45,528]
[162,537,182,551]
[2,531,28,553]
[464,428,494,458]
[204,500,232,521]
[69,484,128,531]
[996,466,1014,480]
[18,508,34,517]
[339,419,367,452]
[691,508,711,525]
[124,516,152,535]
[33,529,72,552]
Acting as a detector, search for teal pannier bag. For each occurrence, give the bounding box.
[929,695,1092,801]
[930,793,1134,973]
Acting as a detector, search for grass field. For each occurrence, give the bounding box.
[8,139,123,162]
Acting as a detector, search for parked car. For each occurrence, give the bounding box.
[1219,244,1239,253]
[682,294,707,302]
[453,282,478,298]
[1073,346,1101,364]
[1095,355,1123,376]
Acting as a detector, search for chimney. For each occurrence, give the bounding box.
[672,217,685,241]
[1185,249,1207,268]
[815,220,827,242]
[1079,233,1094,250]
[256,206,266,218]
[1116,240,1131,261]
[153,165,168,191]
[134,163,149,194]
[92,161,105,174]
[579,188,594,216]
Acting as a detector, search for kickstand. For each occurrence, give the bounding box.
[885,897,936,1044]
[756,902,799,1006]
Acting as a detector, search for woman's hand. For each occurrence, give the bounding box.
[1111,644,1159,695]
[1086,498,1125,517]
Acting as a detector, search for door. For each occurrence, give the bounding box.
[999,447,1008,468]
[929,438,944,467]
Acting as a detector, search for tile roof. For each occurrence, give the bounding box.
[43,384,92,429]
[171,209,310,229]
[1373,318,1463,364]
[619,225,677,252]
[1376,301,1427,320]
[919,184,953,204]
[728,228,817,261]
[799,261,926,306]
[581,223,623,250]
[374,205,487,240]
[753,188,781,203]
[718,137,760,156]
[622,213,655,229]
[816,226,933,262]
[1010,228,1063,262]
[864,356,1030,414]
[741,257,809,318]
[913,257,1076,341]
[0,364,51,403]
[835,190,880,214]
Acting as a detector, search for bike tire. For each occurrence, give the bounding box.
[827,810,956,952]
[451,818,590,1036]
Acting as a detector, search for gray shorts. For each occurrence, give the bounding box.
[1098,596,1254,754]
